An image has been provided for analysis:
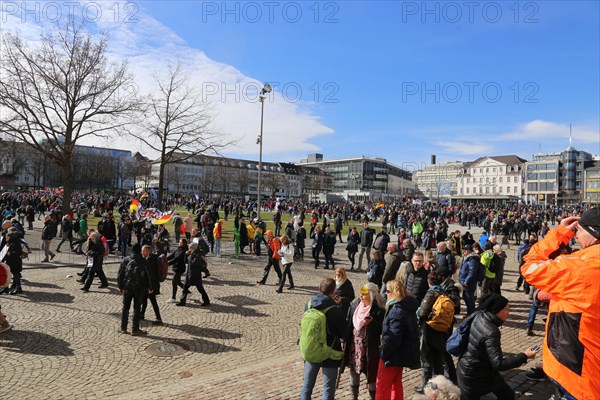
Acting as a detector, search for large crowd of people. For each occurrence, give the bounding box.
[0,189,597,399]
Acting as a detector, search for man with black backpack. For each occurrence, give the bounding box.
[117,244,148,336]
[299,278,346,400]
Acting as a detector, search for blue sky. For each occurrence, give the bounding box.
[2,1,599,166]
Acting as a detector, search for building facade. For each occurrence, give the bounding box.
[298,153,415,201]
[414,160,464,201]
[455,155,527,203]
[525,146,593,205]
[148,154,330,200]
[583,161,600,205]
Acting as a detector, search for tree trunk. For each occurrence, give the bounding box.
[62,158,74,215]
[158,160,165,209]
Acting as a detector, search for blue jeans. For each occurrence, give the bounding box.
[527,298,539,330]
[549,377,577,400]
[462,285,476,316]
[300,361,338,400]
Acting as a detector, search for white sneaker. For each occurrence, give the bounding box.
[166,298,177,304]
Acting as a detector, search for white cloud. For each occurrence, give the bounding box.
[1,1,334,159]
[435,141,493,156]
[495,120,599,144]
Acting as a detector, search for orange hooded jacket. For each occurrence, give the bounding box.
[522,225,600,399]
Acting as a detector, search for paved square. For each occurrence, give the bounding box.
[0,221,556,399]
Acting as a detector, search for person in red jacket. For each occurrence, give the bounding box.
[522,207,600,400]
[256,230,282,286]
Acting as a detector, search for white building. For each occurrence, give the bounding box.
[414,160,464,200]
[455,155,527,203]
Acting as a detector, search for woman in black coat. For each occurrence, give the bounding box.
[457,293,538,399]
[341,282,385,400]
[333,267,355,316]
[3,231,23,294]
[167,238,188,302]
[239,218,249,254]
[310,226,324,269]
[376,279,420,400]
[346,226,360,270]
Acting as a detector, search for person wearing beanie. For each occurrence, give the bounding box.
[457,292,538,399]
[522,208,600,400]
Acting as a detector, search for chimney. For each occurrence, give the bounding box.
[431,155,436,165]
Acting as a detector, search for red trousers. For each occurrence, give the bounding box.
[375,359,404,400]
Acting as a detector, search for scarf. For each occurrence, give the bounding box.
[353,301,372,332]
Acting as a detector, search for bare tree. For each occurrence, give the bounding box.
[0,23,140,212]
[233,168,250,197]
[130,63,230,207]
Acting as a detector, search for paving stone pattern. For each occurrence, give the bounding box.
[0,219,557,399]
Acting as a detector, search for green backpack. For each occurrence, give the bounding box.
[299,301,344,363]
[480,250,496,279]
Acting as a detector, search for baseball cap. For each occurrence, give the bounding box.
[265,230,274,236]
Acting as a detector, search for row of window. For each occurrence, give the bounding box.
[461,186,519,194]
[462,176,519,184]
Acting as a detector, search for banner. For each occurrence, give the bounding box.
[139,208,174,225]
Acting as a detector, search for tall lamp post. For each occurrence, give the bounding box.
[256,82,272,220]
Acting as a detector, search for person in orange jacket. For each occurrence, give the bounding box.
[521,207,600,400]
[256,230,283,286]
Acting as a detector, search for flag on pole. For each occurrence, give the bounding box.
[140,192,149,200]
[375,201,384,209]
[130,198,141,214]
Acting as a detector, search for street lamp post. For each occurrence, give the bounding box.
[256,83,272,220]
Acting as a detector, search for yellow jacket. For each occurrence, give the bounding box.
[246,225,255,240]
[522,225,600,399]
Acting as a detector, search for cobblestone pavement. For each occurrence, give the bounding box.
[0,219,557,399]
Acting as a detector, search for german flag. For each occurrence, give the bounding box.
[130,198,141,214]
[375,202,384,209]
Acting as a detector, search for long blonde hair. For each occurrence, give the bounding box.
[386,279,409,301]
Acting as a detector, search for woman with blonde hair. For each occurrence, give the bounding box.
[333,267,355,315]
[375,279,420,400]
[341,282,385,399]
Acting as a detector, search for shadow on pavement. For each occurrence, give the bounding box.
[23,281,63,289]
[204,277,256,288]
[217,295,270,307]
[21,290,75,304]
[144,335,241,355]
[169,324,243,340]
[0,329,75,356]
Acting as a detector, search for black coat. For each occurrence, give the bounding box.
[168,245,188,274]
[341,298,384,380]
[239,222,249,247]
[404,266,430,304]
[186,250,206,285]
[457,311,527,392]
[144,254,161,294]
[379,296,420,368]
[3,237,23,273]
[346,231,360,253]
[42,220,57,240]
[335,279,355,316]
[323,232,336,255]
[117,253,147,291]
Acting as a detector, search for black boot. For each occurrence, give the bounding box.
[368,388,376,400]
[351,385,359,400]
